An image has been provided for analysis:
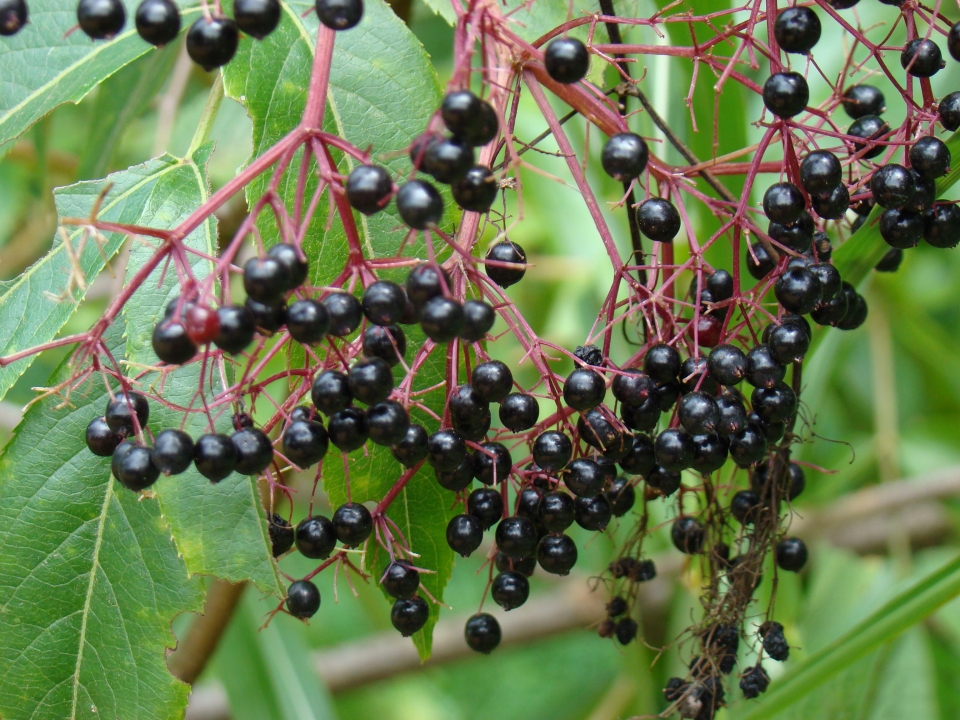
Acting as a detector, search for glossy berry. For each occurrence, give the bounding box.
[152,320,197,365]
[311,370,352,415]
[105,391,150,435]
[537,491,575,532]
[636,198,681,243]
[435,459,474,491]
[564,458,604,498]
[532,431,572,473]
[426,429,466,472]
[752,383,798,424]
[423,136,474,184]
[872,164,915,209]
[491,571,529,611]
[226,428,271,475]
[86,417,123,457]
[284,299,328,345]
[671,516,704,554]
[769,212,815,252]
[605,477,636,516]
[875,247,904,273]
[446,514,483,557]
[327,407,369,452]
[441,91,499,146]
[678,392,719,435]
[691,433,729,474]
[360,281,404,327]
[762,71,809,118]
[923,204,960,249]
[360,327,405,369]
[618,433,656,475]
[544,37,589,84]
[848,115,889,160]
[730,490,760,525]
[940,92,960,131]
[800,150,842,195]
[149,428,193,475]
[405,263,449,309]
[391,596,429,636]
[643,343,681,383]
[495,552,536,577]
[645,464,681,496]
[318,293,360,338]
[192,434,236,482]
[774,7,820,54]
[707,345,747,386]
[811,183,849,220]
[880,208,923,249]
[346,165,392,216]
[746,241,776,280]
[776,536,808,572]
[910,136,951,179]
[213,305,255,354]
[767,322,810,365]
[396,180,443,230]
[601,133,649,181]
[243,257,289,304]
[266,243,308,290]
[460,300,496,342]
[348,357,393,405]
[245,297,286,334]
[471,360,512,403]
[577,409,629,460]
[382,561,419,599]
[186,17,239,70]
[366,401,409,447]
[537,534,577,575]
[468,487,504,530]
[716,394,747,436]
[775,266,822,315]
[654,428,694,472]
[77,0,125,38]
[610,370,653,407]
[485,240,526,288]
[465,613,501,654]
[763,182,804,224]
[391,424,428,467]
[315,0,363,30]
[111,442,160,491]
[135,0,180,45]
[420,297,463,343]
[0,0,27,35]
[901,38,943,78]
[452,166,499,213]
[268,514,294,557]
[472,442,512,485]
[563,367,605,411]
[295,515,337,559]
[286,580,321,619]
[499,393,539,431]
[332,502,372,545]
[574,494,612,531]
[841,84,885,118]
[233,0,280,39]
[495,516,538,558]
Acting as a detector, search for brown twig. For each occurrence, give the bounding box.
[168,580,247,685]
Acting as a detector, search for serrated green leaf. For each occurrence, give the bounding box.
[0,152,209,404]
[0,323,203,720]
[0,0,203,150]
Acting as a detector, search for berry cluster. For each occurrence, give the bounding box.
[9,0,960,715]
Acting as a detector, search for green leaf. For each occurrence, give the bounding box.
[215,595,338,720]
[737,552,960,720]
[0,324,203,720]
[0,1,202,150]
[0,151,211,404]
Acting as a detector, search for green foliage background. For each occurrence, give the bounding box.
[2,0,960,718]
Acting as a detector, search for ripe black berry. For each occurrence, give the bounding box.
[78,0,125,38]
[361,325,405,367]
[678,392,719,435]
[311,370,352,415]
[763,182,805,224]
[775,266,823,315]
[366,401,409,447]
[233,0,280,39]
[848,115,889,160]
[752,382,797,424]
[286,580,321,619]
[213,305,255,354]
[267,243,308,290]
[348,357,393,406]
[875,247,904,272]
[435,459,474,491]
[776,536,808,572]
[499,393,539,431]
[285,299,329,345]
[446,514,483,557]
[901,37,943,78]
[495,516,538,558]
[465,613,501,654]
[452,165,498,213]
[537,533,577,575]
[86,416,123,457]
[396,179,443,230]
[516,486,543,522]
[532,431,572,473]
[295,515,337,559]
[149,429,193,476]
[537,491,574,532]
[747,344,793,387]
[762,71,809,118]
[574,494,612,531]
[872,164,915,209]
[391,424,428,467]
[923,204,960,249]
[332,502,372,545]
[230,428,273,475]
[460,300,496,342]
[426,429,467,472]
[268,514,294,557]
[728,422,768,467]
[186,17,239,70]
[244,256,289,304]
[469,360,511,403]
[605,476,636,516]
[746,241,776,280]
[671,516,704,554]
[492,571,529,610]
[940,92,960,131]
[245,297,286,334]
[472,441,512,484]
[152,320,197,365]
[382,561,419,599]
[690,432,728,474]
[909,136,951,179]
[562,457,602,498]
[612,369,654,407]
[105,390,150,436]
[563,367,605,411]
[643,343,681,383]
[774,7,820,54]
[193,433,237,482]
[135,0,180,45]
[636,198,681,243]
[319,293,361,338]
[811,183,849,220]
[360,281,404,327]
[800,150,842,195]
[841,84,885,120]
[767,321,810,365]
[495,552,535,577]
[485,240,526,288]
[111,442,160,491]
[315,0,363,30]
[769,212,815,252]
[618,433,656,475]
[346,165,392,215]
[420,296,463,343]
[730,490,760,525]
[423,136,474,184]
[601,133,649,181]
[654,428,693,472]
[468,487,504,529]
[0,0,26,35]
[880,208,923,249]
[544,37,589,84]
[327,407,369,452]
[441,91,498,146]
[707,345,747,386]
[716,394,747,436]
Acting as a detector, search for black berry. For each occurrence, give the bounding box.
[499,393,539,431]
[872,164,915,209]
[460,300,496,342]
[391,424,429,467]
[152,320,197,365]
[311,370,352,415]
[544,37,589,84]
[396,180,443,230]
[468,487,504,529]
[774,6,820,54]
[601,133,649,181]
[909,136,951,179]
[111,442,160,491]
[423,136,474,184]
[776,536,808,571]
[0,0,27,35]
[135,0,180,45]
[214,305,255,354]
[194,433,237,482]
[233,0,280,39]
[420,297,463,343]
[332,502,372,545]
[268,514,294,557]
[901,37,943,78]
[841,84,885,118]
[762,71,809,118]
[77,0,125,39]
[346,165,392,215]
[452,165,499,213]
[472,441,512,484]
[495,516,538,557]
[426,429,467,472]
[492,571,529,610]
[532,431,572,473]
[465,613,501,654]
[286,580,321,619]
[441,91,499,146]
[636,198,681,243]
[295,515,337,559]
[763,182,805,224]
[574,494,612,531]
[382,560,419,599]
[315,0,363,30]
[348,357,394,405]
[800,150,842,195]
[186,17,239,70]
[446,514,483,556]
[86,416,123,457]
[231,427,273,475]
[940,92,960,131]
[327,407,369,452]
[485,240,526,288]
[671,516,704,554]
[391,596,429,636]
[537,533,577,575]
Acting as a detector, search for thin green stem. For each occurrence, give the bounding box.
[187,74,225,158]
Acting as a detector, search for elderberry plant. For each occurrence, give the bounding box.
[2,0,960,718]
